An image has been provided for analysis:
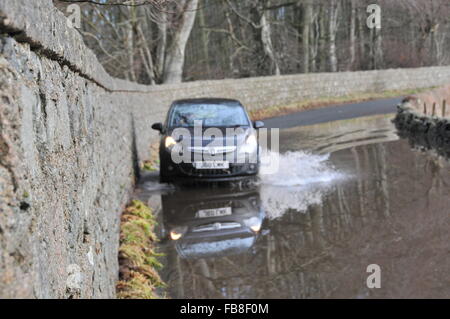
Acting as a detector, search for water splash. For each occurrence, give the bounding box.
[259,150,343,187]
[259,150,345,219]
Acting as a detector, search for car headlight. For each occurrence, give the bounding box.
[246,134,257,147]
[165,136,177,148]
[240,134,257,154]
[244,217,262,233]
[250,224,262,233]
[169,226,188,241]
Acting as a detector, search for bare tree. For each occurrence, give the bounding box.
[302,0,313,73]
[348,0,357,69]
[260,3,281,75]
[163,0,199,83]
[54,0,450,83]
[328,0,339,72]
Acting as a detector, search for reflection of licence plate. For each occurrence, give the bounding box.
[196,207,232,219]
[193,161,229,169]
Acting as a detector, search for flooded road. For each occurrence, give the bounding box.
[136,113,450,299]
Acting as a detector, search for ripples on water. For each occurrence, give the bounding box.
[151,114,450,299]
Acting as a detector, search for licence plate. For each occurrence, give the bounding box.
[196,207,232,219]
[193,161,229,169]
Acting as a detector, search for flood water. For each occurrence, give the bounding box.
[136,114,450,299]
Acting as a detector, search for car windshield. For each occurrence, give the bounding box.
[169,103,250,127]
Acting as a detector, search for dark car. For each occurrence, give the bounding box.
[161,186,265,259]
[152,98,264,183]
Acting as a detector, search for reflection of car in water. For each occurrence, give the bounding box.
[161,186,264,259]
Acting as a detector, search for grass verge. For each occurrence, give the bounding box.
[116,200,165,299]
[141,143,160,172]
[249,88,435,121]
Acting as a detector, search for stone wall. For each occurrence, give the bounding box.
[401,85,450,117]
[148,66,450,114]
[0,1,162,298]
[1,0,450,298]
[395,86,450,158]
[0,36,142,299]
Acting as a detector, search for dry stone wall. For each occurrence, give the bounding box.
[395,86,450,158]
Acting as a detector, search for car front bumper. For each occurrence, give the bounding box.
[160,151,259,182]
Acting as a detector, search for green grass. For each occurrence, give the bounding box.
[142,160,158,172]
[116,200,165,299]
[141,143,160,172]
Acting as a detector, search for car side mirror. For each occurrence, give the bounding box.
[152,123,163,132]
[253,121,265,129]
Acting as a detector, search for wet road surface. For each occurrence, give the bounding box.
[263,97,403,129]
[135,103,449,299]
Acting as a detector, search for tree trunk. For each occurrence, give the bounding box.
[318,5,327,72]
[163,0,199,84]
[302,0,313,73]
[373,28,383,69]
[357,6,365,69]
[260,9,281,76]
[328,0,339,72]
[126,3,137,82]
[198,1,211,76]
[310,15,318,73]
[137,25,156,84]
[156,11,167,81]
[349,0,356,69]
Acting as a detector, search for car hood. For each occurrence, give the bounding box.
[167,126,251,147]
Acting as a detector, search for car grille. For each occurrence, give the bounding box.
[187,200,233,213]
[179,163,245,177]
[188,146,236,155]
[192,222,242,233]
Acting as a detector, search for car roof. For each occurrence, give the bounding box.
[172,98,243,106]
